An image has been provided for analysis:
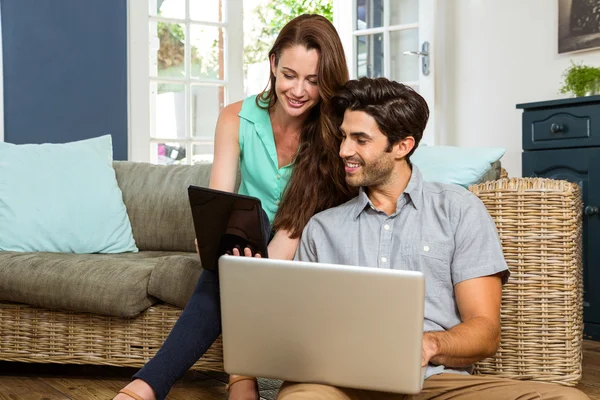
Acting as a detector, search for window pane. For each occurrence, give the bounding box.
[190,25,224,80]
[356,34,384,78]
[192,85,224,139]
[190,0,223,22]
[390,29,419,82]
[357,0,384,30]
[150,0,185,19]
[153,142,186,165]
[152,22,186,78]
[192,143,215,164]
[151,82,186,139]
[390,0,418,26]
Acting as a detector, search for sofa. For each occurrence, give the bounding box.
[0,160,584,387]
[0,161,225,371]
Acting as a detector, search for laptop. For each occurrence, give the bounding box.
[187,185,269,271]
[219,256,426,395]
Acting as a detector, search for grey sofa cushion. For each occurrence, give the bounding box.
[0,251,192,317]
[113,161,212,252]
[148,255,203,308]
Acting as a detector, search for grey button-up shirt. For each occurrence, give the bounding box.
[295,166,509,379]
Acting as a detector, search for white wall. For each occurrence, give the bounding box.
[438,0,600,177]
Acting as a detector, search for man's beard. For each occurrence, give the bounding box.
[345,153,395,188]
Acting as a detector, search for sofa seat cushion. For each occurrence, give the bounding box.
[0,251,196,317]
[148,255,203,308]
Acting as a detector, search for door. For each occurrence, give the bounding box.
[523,148,600,340]
[334,0,437,144]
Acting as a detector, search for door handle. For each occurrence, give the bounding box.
[403,41,430,76]
[584,206,598,216]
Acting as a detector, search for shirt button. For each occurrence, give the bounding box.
[276,174,281,179]
[276,200,280,205]
[381,257,387,263]
[384,224,390,230]
[424,246,430,252]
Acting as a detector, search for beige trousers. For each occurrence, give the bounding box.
[276,373,589,400]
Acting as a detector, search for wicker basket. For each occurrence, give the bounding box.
[469,177,583,386]
[0,302,224,371]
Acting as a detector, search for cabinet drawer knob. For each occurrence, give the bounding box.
[550,123,563,133]
[584,206,598,216]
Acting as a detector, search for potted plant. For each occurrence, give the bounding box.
[560,61,600,97]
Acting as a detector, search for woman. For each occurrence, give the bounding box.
[115,14,354,400]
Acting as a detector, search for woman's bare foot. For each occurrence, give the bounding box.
[113,379,156,400]
[228,376,259,400]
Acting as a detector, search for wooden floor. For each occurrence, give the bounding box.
[0,340,599,399]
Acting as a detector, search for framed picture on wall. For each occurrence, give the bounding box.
[558,0,600,53]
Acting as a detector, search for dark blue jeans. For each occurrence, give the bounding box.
[133,269,222,400]
[133,209,271,400]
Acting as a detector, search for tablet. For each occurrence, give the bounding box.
[188,185,269,271]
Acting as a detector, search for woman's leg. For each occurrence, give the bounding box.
[118,208,271,400]
[131,268,222,400]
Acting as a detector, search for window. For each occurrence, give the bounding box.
[334,0,436,144]
[128,0,244,163]
[353,0,420,86]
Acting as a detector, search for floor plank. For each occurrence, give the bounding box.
[579,340,600,398]
[0,340,598,399]
[39,377,128,400]
[0,376,67,400]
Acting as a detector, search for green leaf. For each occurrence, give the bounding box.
[243,0,333,67]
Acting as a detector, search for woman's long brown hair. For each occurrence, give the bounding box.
[256,14,356,238]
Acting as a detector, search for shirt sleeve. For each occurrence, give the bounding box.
[451,191,510,285]
[294,220,318,262]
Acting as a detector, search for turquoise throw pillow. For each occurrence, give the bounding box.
[0,135,138,253]
[411,145,506,187]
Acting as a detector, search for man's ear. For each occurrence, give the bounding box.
[394,137,415,160]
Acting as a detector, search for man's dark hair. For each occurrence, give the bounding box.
[330,77,429,159]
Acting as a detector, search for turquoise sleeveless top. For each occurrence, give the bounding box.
[237,95,293,224]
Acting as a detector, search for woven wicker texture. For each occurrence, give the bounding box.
[469,177,583,386]
[0,303,223,371]
[0,177,583,387]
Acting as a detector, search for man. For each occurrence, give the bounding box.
[276,77,588,400]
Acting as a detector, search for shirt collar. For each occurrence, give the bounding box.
[352,165,424,219]
[238,95,271,130]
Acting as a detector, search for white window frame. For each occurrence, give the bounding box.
[335,0,423,83]
[334,0,438,145]
[127,0,244,162]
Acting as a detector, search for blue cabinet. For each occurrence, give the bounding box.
[518,96,600,340]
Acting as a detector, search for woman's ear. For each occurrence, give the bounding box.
[270,54,277,77]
